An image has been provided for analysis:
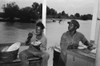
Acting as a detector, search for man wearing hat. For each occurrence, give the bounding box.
[60,19,93,66]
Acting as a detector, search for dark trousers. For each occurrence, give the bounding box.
[53,50,65,66]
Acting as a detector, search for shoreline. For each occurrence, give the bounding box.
[0,18,97,23]
[0,19,37,23]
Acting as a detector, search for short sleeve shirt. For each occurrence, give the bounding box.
[60,31,88,51]
[28,31,47,52]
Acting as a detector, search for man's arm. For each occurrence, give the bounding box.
[40,36,47,51]
[81,34,93,50]
[60,33,67,51]
[25,32,33,45]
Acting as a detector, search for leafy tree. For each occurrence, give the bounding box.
[19,7,32,21]
[65,14,69,18]
[32,2,42,18]
[50,8,57,16]
[57,12,62,18]
[32,2,39,11]
[70,15,74,19]
[19,7,39,22]
[86,14,92,19]
[37,3,42,18]
[80,14,92,20]
[47,6,50,15]
[2,2,19,20]
[61,11,66,15]
[17,2,41,22]
[75,13,80,18]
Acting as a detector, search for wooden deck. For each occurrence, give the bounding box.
[53,46,96,66]
[0,57,41,66]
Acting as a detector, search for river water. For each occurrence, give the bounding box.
[0,22,35,43]
[0,19,100,46]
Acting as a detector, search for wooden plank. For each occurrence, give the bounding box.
[53,46,95,63]
[0,57,41,66]
[0,57,41,63]
[67,49,95,63]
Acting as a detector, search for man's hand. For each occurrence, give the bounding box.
[84,41,95,50]
[87,44,95,50]
[25,32,33,45]
[28,32,33,37]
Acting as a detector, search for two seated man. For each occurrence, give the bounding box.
[19,20,94,66]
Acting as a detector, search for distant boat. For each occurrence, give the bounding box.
[53,20,56,22]
[59,19,62,23]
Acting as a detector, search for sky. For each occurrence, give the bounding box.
[0,0,100,18]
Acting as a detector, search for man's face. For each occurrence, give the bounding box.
[36,26,43,35]
[68,23,76,31]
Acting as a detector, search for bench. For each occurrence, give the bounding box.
[0,57,42,66]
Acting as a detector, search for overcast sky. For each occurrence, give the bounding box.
[0,0,100,17]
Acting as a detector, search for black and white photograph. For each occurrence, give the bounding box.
[0,0,100,66]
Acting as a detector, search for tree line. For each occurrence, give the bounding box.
[0,2,96,23]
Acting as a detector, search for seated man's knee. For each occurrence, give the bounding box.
[19,51,27,60]
[42,52,49,60]
[61,51,67,56]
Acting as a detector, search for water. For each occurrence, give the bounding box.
[0,19,100,46]
[0,22,35,43]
